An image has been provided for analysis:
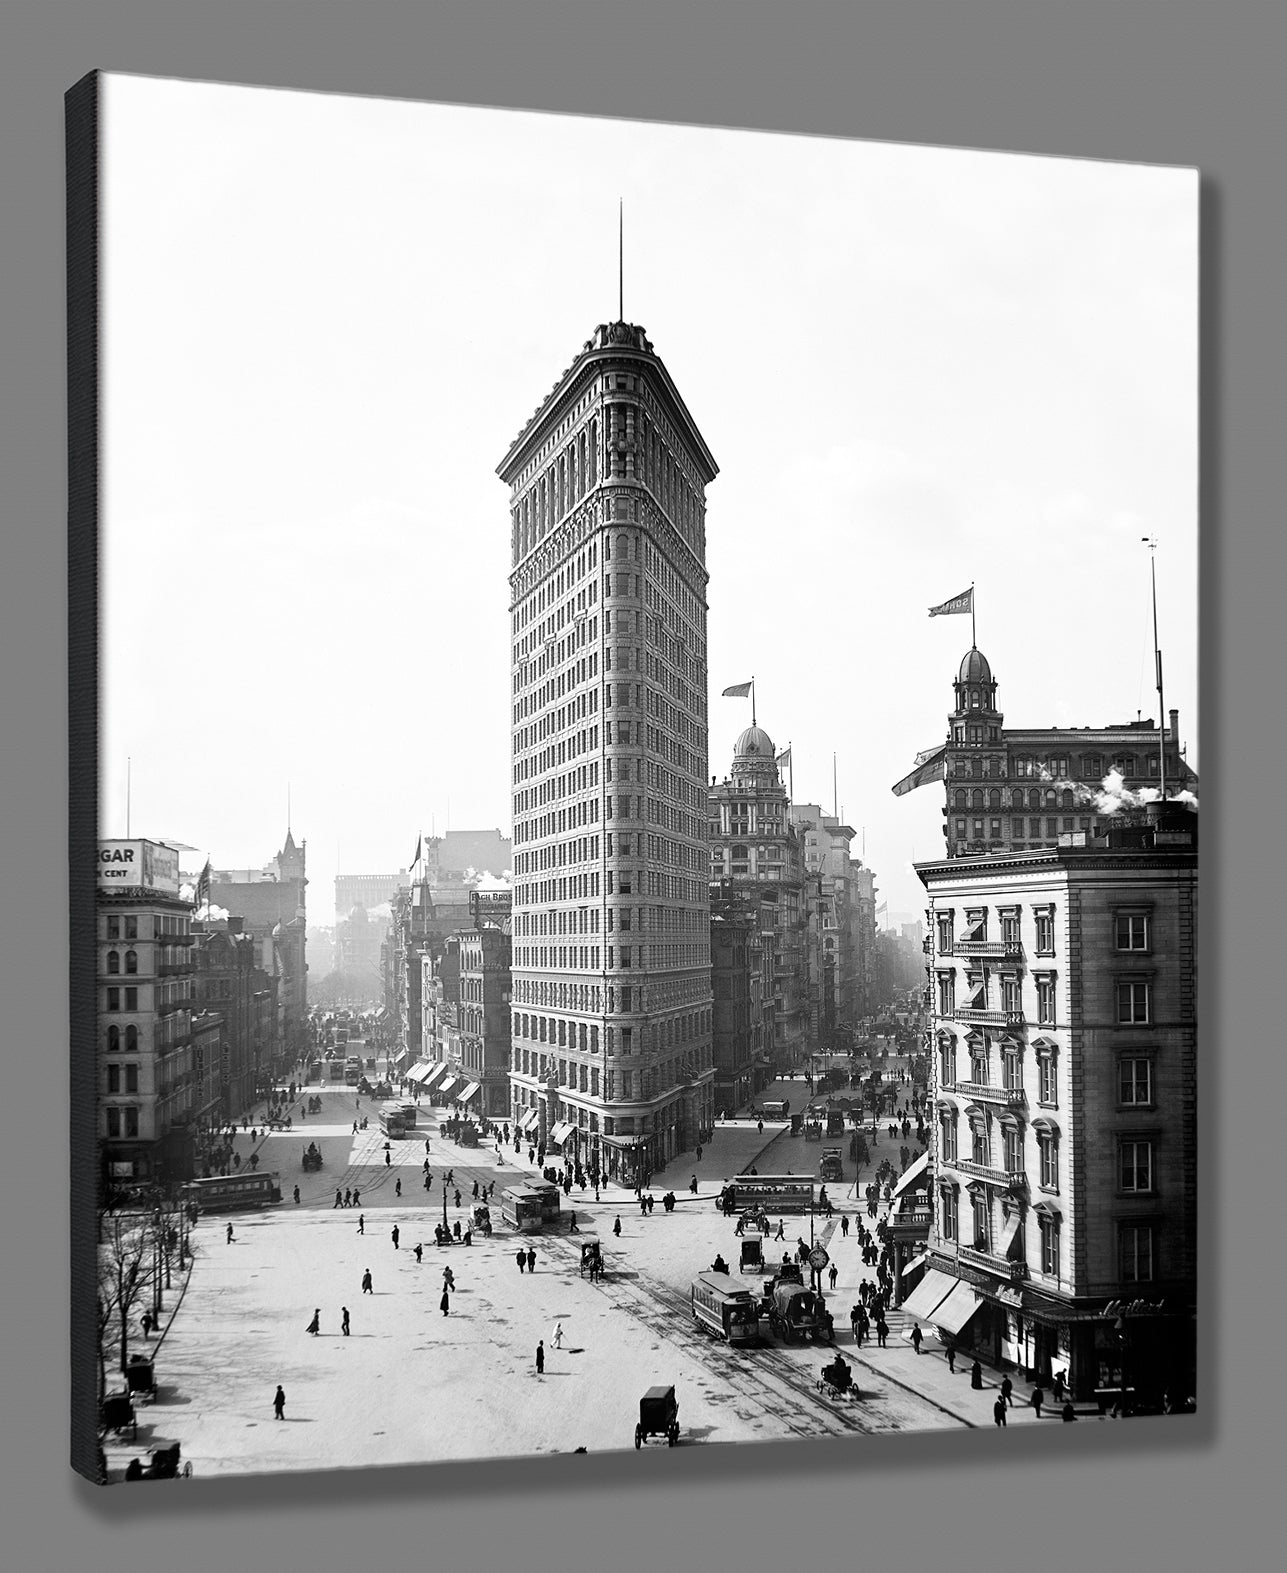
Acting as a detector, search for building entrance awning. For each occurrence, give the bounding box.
[891,1151,929,1197]
[456,1081,480,1104]
[420,1063,449,1092]
[900,1268,958,1323]
[931,1279,984,1337]
[548,1120,576,1147]
[437,1075,459,1097]
[406,1063,434,1085]
[518,1108,539,1133]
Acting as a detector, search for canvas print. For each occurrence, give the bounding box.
[71,73,1198,1484]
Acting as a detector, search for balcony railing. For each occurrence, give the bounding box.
[948,1156,1027,1188]
[950,1007,1025,1027]
[953,940,1024,959]
[957,1243,1030,1281]
[888,1207,932,1234]
[950,1080,1027,1109]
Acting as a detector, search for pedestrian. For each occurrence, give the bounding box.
[454,1189,462,1208]
[1030,1385,1045,1419]
[828,1264,839,1290]
[993,1395,1007,1427]
[1061,1400,1077,1423]
[526,1247,536,1274]
[361,1269,373,1294]
[840,1214,849,1238]
[442,1266,455,1291]
[876,1315,889,1348]
[516,1248,527,1274]
[306,1309,320,1336]
[385,1150,391,1167]
[425,1138,431,1155]
[293,1185,301,1205]
[391,1225,400,1249]
[911,1323,923,1355]
[1000,1374,1013,1407]
[472,1180,480,1199]
[424,1174,432,1192]
[334,1190,343,1209]
[357,1213,365,1235]
[445,1169,454,1187]
[274,1385,286,1419]
[850,1306,861,1343]
[1052,1369,1067,1403]
[344,1188,352,1208]
[552,1321,565,1349]
[341,1306,350,1336]
[613,1216,622,1238]
[971,1359,984,1390]
[945,1338,956,1374]
[536,1340,545,1374]
[226,1223,234,1244]
[352,1188,360,1207]
[775,1219,785,1242]
[414,1243,423,1264]
[396,1178,402,1198]
[440,1288,450,1317]
[690,1174,698,1195]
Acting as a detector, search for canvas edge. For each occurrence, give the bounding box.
[67,65,103,1486]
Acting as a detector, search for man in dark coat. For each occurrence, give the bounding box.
[516,1248,527,1273]
[274,1385,286,1419]
[306,1309,320,1336]
[526,1247,537,1273]
[535,1339,545,1374]
[440,1288,451,1317]
[361,1269,373,1294]
[341,1306,350,1336]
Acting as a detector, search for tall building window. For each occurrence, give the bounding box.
[936,972,955,1016]
[1034,908,1055,954]
[106,987,120,1012]
[125,1064,139,1094]
[1120,1223,1154,1283]
[1002,1042,1022,1089]
[1114,911,1152,951]
[1119,1055,1153,1106]
[940,1186,958,1241]
[938,1037,954,1088]
[106,1065,120,1093]
[1002,1123,1023,1175]
[1038,1211,1060,1276]
[1036,1124,1059,1190]
[106,1107,121,1137]
[123,1107,140,1138]
[124,949,138,975]
[1002,911,1022,949]
[1035,974,1057,1025]
[969,1114,989,1167]
[1116,981,1152,1024]
[937,913,954,954]
[1119,1138,1154,1194]
[969,1038,987,1084]
[971,1190,990,1250]
[106,916,120,940]
[1036,1044,1057,1106]
[939,1107,958,1164]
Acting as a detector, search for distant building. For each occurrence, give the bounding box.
[210,830,307,1062]
[910,801,1197,1406]
[893,645,1198,856]
[96,838,196,1189]
[190,917,281,1123]
[334,870,407,923]
[709,886,768,1113]
[709,726,810,1075]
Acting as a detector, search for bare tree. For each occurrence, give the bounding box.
[97,1212,157,1392]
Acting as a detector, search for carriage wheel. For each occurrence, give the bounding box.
[668,1425,678,1447]
[634,1425,642,1450]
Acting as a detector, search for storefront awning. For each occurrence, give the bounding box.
[420,1063,449,1092]
[437,1075,459,1097]
[931,1279,984,1337]
[406,1062,434,1084]
[891,1151,930,1197]
[899,1251,928,1279]
[900,1268,958,1323]
[548,1120,576,1147]
[518,1108,540,1133]
[456,1081,481,1104]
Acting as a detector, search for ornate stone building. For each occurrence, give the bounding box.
[499,319,718,1183]
[893,646,1198,856]
[909,801,1197,1406]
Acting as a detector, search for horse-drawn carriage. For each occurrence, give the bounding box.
[818,1354,859,1403]
[301,1141,323,1172]
[578,1236,603,1277]
[739,1236,766,1273]
[124,1354,157,1401]
[634,1385,680,1449]
[100,1391,137,1441]
[123,1442,192,1481]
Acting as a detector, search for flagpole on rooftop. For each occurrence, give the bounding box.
[972,582,977,647]
[751,676,756,728]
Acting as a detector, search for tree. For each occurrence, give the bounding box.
[97,1212,156,1398]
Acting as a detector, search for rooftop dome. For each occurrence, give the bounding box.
[734,724,776,759]
[958,647,993,684]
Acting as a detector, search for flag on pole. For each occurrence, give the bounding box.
[721,681,753,698]
[776,747,792,768]
[929,587,973,617]
[195,860,211,909]
[412,834,422,867]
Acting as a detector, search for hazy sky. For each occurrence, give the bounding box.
[100,74,1198,919]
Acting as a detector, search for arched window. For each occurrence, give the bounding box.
[124,949,138,975]
[988,789,1001,810]
[1028,789,1041,809]
[954,789,968,809]
[106,949,120,975]
[1012,789,1024,810]
[107,1024,120,1052]
[1044,789,1057,808]
[971,789,984,810]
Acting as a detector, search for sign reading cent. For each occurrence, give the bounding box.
[97,838,181,895]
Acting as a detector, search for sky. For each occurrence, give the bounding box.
[100,74,1198,922]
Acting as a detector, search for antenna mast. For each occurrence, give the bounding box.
[618,201,624,320]
[1142,538,1167,799]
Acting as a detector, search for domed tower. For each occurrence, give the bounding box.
[944,647,1007,855]
[951,646,1001,728]
[730,723,781,791]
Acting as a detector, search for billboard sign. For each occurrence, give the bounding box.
[98,839,182,895]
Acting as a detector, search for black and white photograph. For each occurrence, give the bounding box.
[81,72,1198,1484]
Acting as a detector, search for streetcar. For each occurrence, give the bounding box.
[720,1175,816,1215]
[397,1102,418,1129]
[690,1273,760,1345]
[344,1056,362,1086]
[378,1107,410,1138]
[500,1184,558,1233]
[327,1060,345,1082]
[181,1171,282,1213]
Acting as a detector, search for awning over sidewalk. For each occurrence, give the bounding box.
[437,1076,459,1097]
[420,1064,449,1092]
[891,1151,930,1197]
[455,1081,480,1104]
[931,1279,984,1337]
[899,1251,928,1279]
[518,1108,539,1133]
[406,1063,434,1085]
[900,1267,958,1323]
[548,1120,576,1147]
